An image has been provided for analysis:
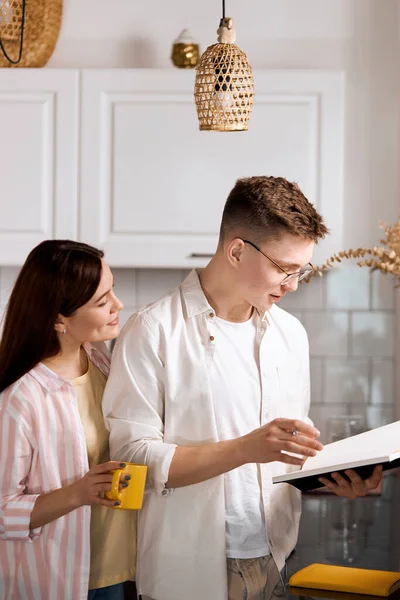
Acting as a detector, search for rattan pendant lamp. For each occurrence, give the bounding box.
[194,0,254,132]
[0,0,62,67]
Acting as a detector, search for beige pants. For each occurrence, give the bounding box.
[227,555,284,600]
[141,555,284,600]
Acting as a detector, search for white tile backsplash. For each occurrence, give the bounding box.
[307,405,349,444]
[324,358,370,405]
[112,268,137,308]
[371,271,396,311]
[136,268,187,307]
[371,359,394,406]
[325,264,370,310]
[0,264,397,428]
[280,275,325,311]
[310,357,324,405]
[366,405,394,430]
[351,312,395,358]
[303,311,349,357]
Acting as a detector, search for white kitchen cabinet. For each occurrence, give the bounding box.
[0,68,344,268]
[0,70,79,265]
[80,69,344,268]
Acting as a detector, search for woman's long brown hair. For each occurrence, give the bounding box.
[0,240,104,393]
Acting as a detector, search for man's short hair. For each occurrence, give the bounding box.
[219,176,329,245]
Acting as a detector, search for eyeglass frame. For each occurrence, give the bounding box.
[241,239,314,284]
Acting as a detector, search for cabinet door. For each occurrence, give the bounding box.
[0,70,78,265]
[80,69,343,268]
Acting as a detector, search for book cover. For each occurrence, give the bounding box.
[272,421,400,492]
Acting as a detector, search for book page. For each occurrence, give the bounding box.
[290,420,400,475]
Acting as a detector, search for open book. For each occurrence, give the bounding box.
[272,420,400,492]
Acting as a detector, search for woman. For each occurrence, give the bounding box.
[0,240,136,599]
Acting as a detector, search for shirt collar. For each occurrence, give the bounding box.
[29,362,66,392]
[29,342,110,393]
[181,269,271,325]
[181,269,214,318]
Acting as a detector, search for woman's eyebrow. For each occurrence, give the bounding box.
[94,288,111,303]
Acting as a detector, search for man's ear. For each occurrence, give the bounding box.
[227,238,245,267]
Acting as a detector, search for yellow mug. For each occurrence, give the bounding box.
[105,463,147,510]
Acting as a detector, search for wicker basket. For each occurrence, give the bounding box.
[194,40,254,132]
[0,0,62,67]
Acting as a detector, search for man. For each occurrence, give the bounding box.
[102,176,382,600]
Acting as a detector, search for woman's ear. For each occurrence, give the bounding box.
[54,315,67,335]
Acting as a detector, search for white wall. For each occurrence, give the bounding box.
[48,0,400,248]
[1,0,398,442]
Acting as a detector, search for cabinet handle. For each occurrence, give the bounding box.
[189,253,214,258]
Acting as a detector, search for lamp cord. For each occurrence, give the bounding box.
[219,0,226,26]
[0,0,26,64]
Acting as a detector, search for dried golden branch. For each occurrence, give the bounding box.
[304,218,400,283]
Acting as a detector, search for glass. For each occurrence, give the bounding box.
[241,239,314,284]
[327,414,366,443]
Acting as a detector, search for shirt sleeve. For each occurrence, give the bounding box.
[0,405,41,541]
[102,314,177,494]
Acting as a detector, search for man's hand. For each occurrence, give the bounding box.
[318,465,383,499]
[239,418,323,467]
[168,418,323,488]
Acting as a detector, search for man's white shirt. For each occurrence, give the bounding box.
[102,270,312,600]
[211,312,270,559]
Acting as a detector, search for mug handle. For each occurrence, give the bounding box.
[107,468,123,501]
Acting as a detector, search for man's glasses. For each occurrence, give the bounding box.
[241,239,314,284]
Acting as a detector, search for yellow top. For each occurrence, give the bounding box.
[72,359,136,590]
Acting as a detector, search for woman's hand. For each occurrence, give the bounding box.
[71,460,130,508]
[30,461,131,529]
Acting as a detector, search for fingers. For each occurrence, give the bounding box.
[366,465,383,490]
[92,479,130,493]
[280,432,323,454]
[93,482,118,494]
[317,469,380,499]
[90,474,114,485]
[343,466,383,495]
[92,496,121,508]
[277,452,306,467]
[92,461,126,474]
[317,476,333,489]
[282,442,318,457]
[342,470,367,497]
[273,418,321,440]
[317,473,356,499]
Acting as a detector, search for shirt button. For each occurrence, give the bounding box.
[161,489,168,496]
[209,312,215,318]
[209,335,215,341]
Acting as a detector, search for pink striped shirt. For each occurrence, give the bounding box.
[0,343,110,600]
